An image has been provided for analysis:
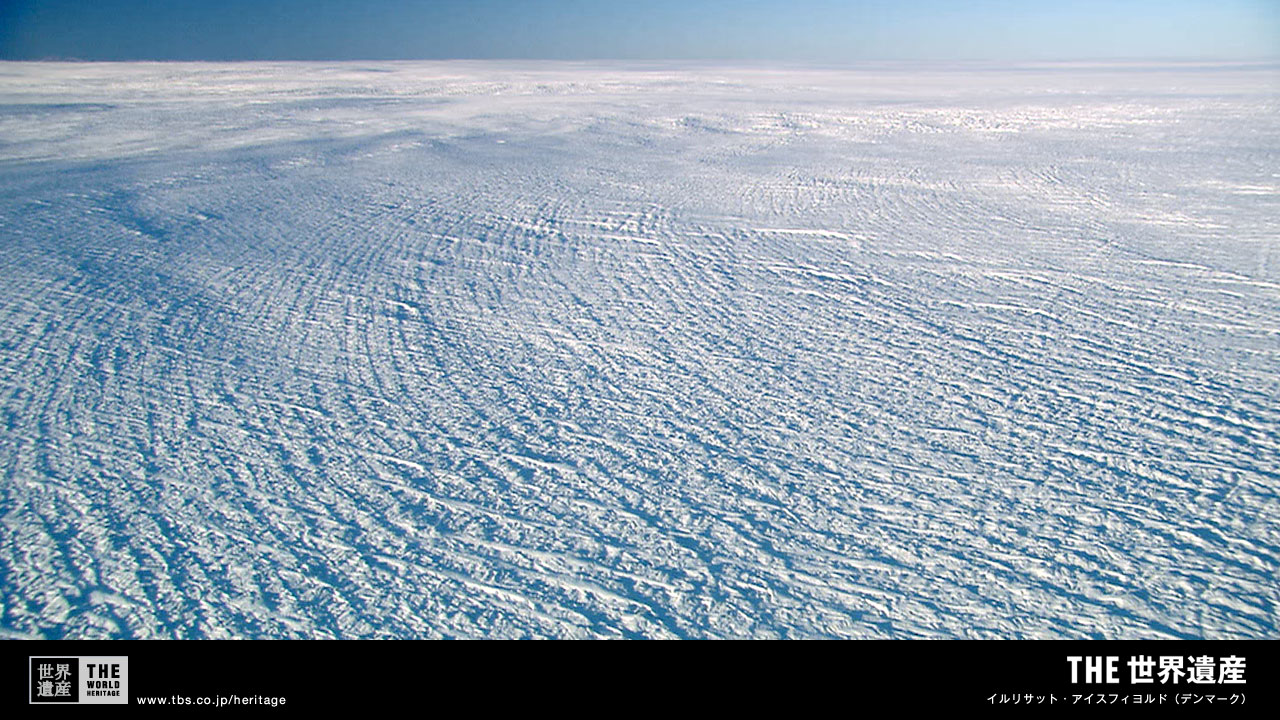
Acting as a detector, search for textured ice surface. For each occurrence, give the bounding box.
[0,61,1277,638]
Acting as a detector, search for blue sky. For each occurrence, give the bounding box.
[1,0,1276,61]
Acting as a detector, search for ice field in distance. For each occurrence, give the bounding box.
[0,61,1276,638]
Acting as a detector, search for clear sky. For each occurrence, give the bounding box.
[1,0,1276,62]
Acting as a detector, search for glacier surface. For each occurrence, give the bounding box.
[0,61,1277,638]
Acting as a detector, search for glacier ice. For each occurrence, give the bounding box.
[0,61,1276,638]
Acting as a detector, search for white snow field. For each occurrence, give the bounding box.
[0,61,1277,639]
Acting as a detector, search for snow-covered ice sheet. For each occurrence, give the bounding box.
[0,61,1276,638]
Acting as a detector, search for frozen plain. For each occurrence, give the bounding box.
[0,61,1277,639]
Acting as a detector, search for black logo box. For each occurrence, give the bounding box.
[30,657,79,703]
